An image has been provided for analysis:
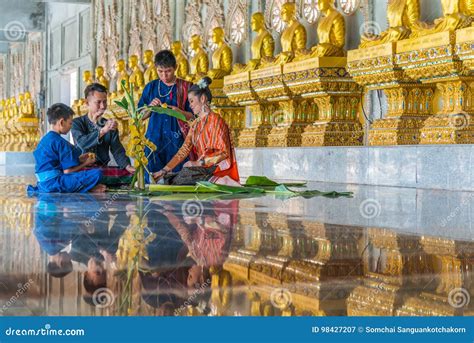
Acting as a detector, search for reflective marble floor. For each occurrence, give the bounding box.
[0,176,473,316]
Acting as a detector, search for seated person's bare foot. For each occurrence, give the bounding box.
[90,184,106,193]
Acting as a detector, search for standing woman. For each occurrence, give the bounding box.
[138,50,194,182]
[152,77,240,185]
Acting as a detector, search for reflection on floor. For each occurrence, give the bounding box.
[0,176,473,316]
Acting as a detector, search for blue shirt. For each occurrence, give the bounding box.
[34,131,82,174]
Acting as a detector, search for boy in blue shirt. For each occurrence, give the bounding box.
[29,103,106,193]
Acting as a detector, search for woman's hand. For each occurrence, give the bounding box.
[80,153,96,165]
[152,169,166,182]
[125,165,136,174]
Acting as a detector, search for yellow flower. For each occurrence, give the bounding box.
[161,103,168,109]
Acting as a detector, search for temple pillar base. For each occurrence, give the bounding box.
[302,121,364,146]
[419,114,474,144]
[369,116,429,146]
[238,125,274,148]
[267,124,308,147]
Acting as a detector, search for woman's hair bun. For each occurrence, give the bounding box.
[197,76,212,89]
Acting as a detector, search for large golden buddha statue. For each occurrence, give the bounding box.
[95,66,109,89]
[82,70,93,86]
[310,0,346,57]
[208,27,233,80]
[232,12,275,73]
[128,55,145,92]
[360,0,421,48]
[19,92,35,119]
[115,59,130,94]
[411,0,471,38]
[171,41,190,80]
[271,2,307,65]
[187,34,209,82]
[143,50,158,84]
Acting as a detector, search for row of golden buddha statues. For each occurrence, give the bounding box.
[0,92,40,152]
[8,0,469,154]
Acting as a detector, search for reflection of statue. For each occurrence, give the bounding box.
[143,50,158,84]
[271,2,307,65]
[360,0,421,48]
[19,92,35,118]
[83,70,93,86]
[411,0,471,38]
[187,35,209,82]
[208,27,233,80]
[128,55,145,92]
[171,41,190,79]
[95,66,109,89]
[115,59,130,93]
[233,12,275,73]
[310,0,346,57]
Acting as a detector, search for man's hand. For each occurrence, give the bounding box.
[84,153,97,166]
[100,119,117,136]
[183,160,201,168]
[152,169,166,182]
[125,165,136,174]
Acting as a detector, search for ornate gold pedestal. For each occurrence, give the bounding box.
[396,237,474,316]
[210,79,245,147]
[347,229,432,316]
[15,118,40,152]
[348,43,434,145]
[396,31,474,144]
[224,72,275,147]
[281,57,363,146]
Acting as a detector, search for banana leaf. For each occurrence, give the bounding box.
[196,181,266,194]
[268,184,353,198]
[147,184,215,193]
[147,106,188,122]
[244,175,307,187]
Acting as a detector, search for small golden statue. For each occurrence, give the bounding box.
[232,12,275,73]
[128,55,145,92]
[208,27,233,80]
[411,0,471,38]
[82,70,93,86]
[115,59,130,94]
[360,0,422,48]
[95,66,109,89]
[143,50,158,84]
[19,91,35,119]
[270,2,307,65]
[171,41,190,79]
[187,34,209,82]
[10,97,19,118]
[0,99,6,119]
[310,0,346,57]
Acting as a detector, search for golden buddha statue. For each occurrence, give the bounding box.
[310,0,346,57]
[187,34,209,82]
[208,27,233,80]
[0,99,6,119]
[19,91,35,118]
[115,59,130,94]
[94,66,109,89]
[11,97,19,118]
[143,49,158,84]
[461,0,474,17]
[360,0,421,48]
[232,12,275,73]
[270,2,307,65]
[411,0,471,38]
[82,70,93,86]
[171,41,190,80]
[128,55,145,92]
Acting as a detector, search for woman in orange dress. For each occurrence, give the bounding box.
[152,77,240,185]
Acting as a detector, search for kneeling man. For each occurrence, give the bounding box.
[72,83,135,184]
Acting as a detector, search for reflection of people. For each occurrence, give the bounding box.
[28,103,105,193]
[72,83,135,184]
[153,77,240,185]
[138,50,195,182]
